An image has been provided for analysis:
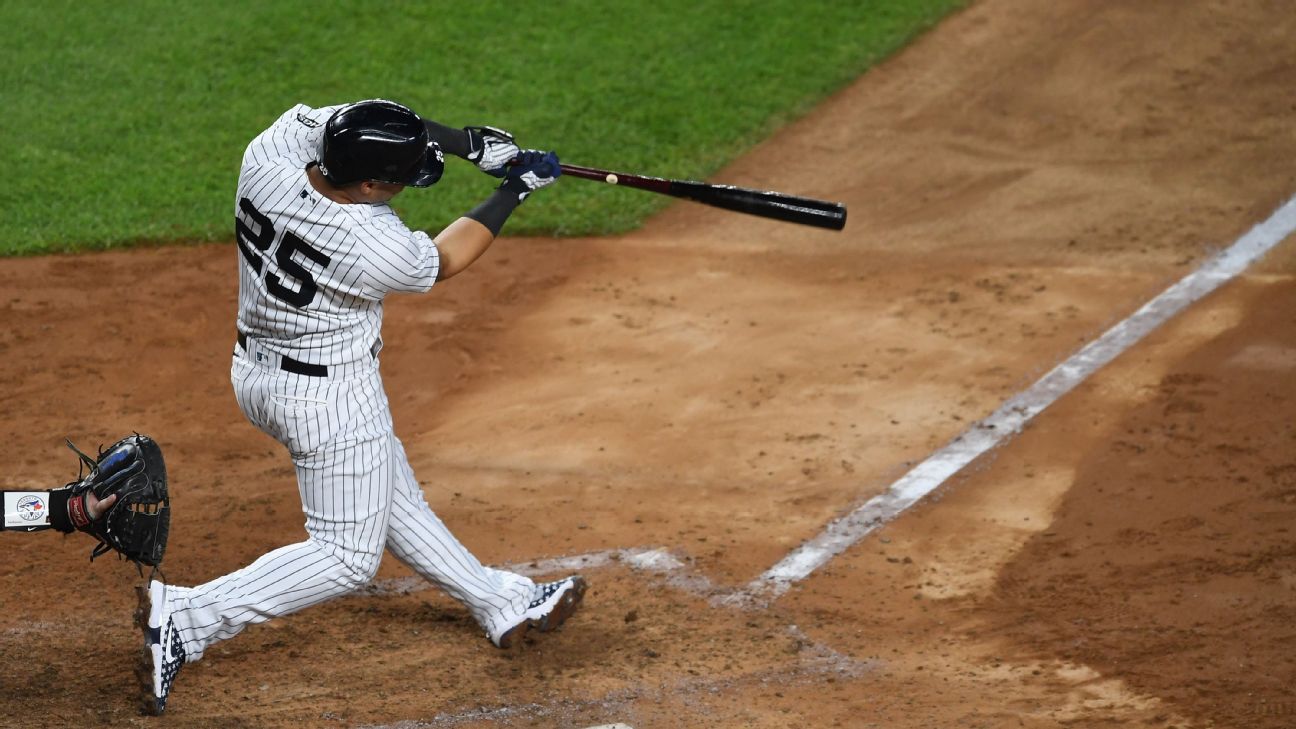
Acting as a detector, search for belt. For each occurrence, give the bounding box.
[236,332,329,377]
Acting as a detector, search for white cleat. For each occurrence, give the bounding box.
[134,580,186,715]
[489,575,588,649]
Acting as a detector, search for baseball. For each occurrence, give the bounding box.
[606,173,618,185]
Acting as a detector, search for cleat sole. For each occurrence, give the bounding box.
[134,584,164,716]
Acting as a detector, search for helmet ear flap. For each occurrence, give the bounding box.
[407,141,444,188]
[316,154,342,187]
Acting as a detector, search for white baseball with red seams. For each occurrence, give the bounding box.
[150,104,577,666]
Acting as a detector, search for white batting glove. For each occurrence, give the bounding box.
[465,126,520,178]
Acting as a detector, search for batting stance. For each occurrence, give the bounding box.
[136,100,585,715]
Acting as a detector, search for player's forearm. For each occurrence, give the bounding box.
[423,119,474,159]
[434,215,503,281]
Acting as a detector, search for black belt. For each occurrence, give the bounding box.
[236,332,329,377]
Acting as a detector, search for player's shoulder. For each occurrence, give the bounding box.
[243,103,348,170]
[360,206,414,236]
[266,103,344,135]
[353,206,428,247]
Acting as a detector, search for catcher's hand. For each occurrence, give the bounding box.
[57,434,170,567]
[86,490,117,518]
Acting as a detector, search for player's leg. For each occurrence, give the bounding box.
[383,434,588,647]
[162,433,394,660]
[383,434,538,637]
[160,363,396,661]
[137,432,395,713]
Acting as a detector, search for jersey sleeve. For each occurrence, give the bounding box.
[241,103,347,170]
[357,210,441,296]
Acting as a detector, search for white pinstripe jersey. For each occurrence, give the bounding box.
[234,103,441,366]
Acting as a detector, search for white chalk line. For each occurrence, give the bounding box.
[732,193,1296,605]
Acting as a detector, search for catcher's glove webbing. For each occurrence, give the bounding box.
[54,435,170,566]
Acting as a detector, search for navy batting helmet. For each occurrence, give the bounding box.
[318,100,444,188]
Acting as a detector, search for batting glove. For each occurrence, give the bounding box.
[500,150,561,201]
[465,126,520,178]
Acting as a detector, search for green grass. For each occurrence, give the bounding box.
[0,0,962,255]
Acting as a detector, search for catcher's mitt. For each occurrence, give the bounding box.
[54,434,170,567]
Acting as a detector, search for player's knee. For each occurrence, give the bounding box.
[335,550,384,591]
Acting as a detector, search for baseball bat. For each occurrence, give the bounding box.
[554,162,847,231]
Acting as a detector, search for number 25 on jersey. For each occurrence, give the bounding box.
[236,198,332,309]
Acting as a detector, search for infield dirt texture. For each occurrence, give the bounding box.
[3,0,1295,727]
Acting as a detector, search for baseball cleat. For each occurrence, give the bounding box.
[490,575,588,649]
[134,580,186,715]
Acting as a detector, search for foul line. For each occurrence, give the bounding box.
[737,193,1296,604]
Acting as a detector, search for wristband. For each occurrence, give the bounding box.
[65,492,91,530]
[465,189,523,237]
[47,488,76,532]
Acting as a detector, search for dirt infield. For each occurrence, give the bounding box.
[2,0,1294,726]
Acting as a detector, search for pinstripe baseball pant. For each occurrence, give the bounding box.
[160,352,535,661]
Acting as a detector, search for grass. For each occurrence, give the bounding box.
[0,0,963,255]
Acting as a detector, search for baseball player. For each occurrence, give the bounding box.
[135,99,586,715]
